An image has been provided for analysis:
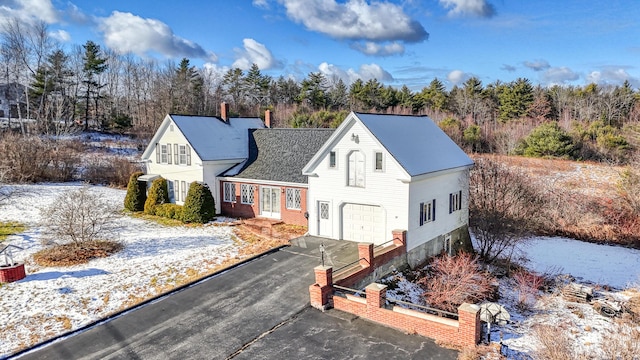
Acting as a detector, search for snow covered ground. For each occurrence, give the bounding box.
[384,236,640,359]
[0,184,240,358]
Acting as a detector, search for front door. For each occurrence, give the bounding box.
[318,201,331,237]
[260,186,281,218]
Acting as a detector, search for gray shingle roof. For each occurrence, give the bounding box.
[224,128,334,184]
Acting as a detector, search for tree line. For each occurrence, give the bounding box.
[2,20,640,163]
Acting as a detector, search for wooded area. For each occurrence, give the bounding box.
[2,20,639,164]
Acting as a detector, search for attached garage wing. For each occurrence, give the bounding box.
[341,204,386,244]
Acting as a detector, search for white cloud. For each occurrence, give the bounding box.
[447,70,470,85]
[541,67,579,85]
[318,62,393,84]
[586,67,639,87]
[98,11,216,61]
[350,41,405,56]
[439,0,496,18]
[49,29,70,42]
[279,0,427,56]
[0,0,60,24]
[232,38,278,70]
[501,64,516,72]
[523,59,551,72]
[252,0,270,9]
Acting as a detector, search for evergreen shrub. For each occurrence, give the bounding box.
[124,171,146,212]
[144,177,168,215]
[182,182,216,223]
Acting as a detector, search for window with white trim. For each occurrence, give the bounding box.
[286,188,301,210]
[160,144,168,163]
[329,151,336,168]
[241,184,254,205]
[374,151,383,171]
[419,199,436,226]
[347,151,365,187]
[223,182,236,203]
[449,190,462,213]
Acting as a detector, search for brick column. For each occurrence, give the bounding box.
[358,243,373,268]
[310,266,333,310]
[365,283,387,309]
[392,229,407,248]
[457,303,481,346]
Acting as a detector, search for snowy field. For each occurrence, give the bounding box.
[0,184,239,358]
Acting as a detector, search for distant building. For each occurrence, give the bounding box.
[0,83,27,119]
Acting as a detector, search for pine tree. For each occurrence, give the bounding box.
[82,41,108,130]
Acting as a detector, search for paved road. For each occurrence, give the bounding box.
[14,237,456,360]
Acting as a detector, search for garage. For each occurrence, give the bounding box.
[341,204,386,244]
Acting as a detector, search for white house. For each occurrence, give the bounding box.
[302,112,474,267]
[140,104,265,213]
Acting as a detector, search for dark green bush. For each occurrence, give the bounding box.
[182,182,216,223]
[154,203,183,220]
[515,122,576,159]
[144,177,168,215]
[124,171,146,212]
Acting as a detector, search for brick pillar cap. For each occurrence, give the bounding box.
[391,229,406,233]
[314,265,333,271]
[366,283,387,292]
[458,303,480,313]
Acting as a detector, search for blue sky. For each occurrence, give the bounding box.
[3,0,640,89]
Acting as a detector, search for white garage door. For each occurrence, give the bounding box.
[342,204,385,244]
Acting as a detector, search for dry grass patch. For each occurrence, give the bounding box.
[0,221,26,242]
[33,240,123,267]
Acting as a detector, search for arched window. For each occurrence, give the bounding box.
[347,151,365,187]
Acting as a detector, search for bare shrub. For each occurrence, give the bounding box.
[532,324,577,360]
[0,133,83,182]
[83,156,142,187]
[600,319,640,360]
[470,157,545,264]
[512,270,545,310]
[41,185,120,244]
[418,252,496,313]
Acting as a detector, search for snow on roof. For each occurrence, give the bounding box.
[355,113,474,176]
[170,115,265,161]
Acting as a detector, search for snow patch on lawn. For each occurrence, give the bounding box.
[0,184,239,357]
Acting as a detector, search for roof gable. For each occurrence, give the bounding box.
[303,112,473,177]
[142,114,265,162]
[355,113,473,176]
[223,128,334,184]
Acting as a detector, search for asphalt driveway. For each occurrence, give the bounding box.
[13,236,456,360]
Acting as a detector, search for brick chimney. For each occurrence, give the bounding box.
[221,102,229,122]
[264,109,272,128]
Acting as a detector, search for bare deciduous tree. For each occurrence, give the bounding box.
[418,252,495,313]
[41,185,120,244]
[469,157,544,264]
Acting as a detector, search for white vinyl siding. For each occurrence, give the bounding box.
[223,182,236,203]
[241,184,254,205]
[286,188,301,210]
